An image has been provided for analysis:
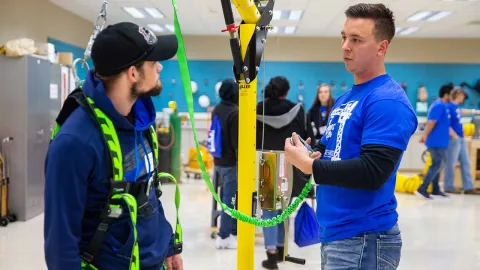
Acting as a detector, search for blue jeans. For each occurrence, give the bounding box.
[444,138,474,191]
[216,165,238,239]
[418,147,447,194]
[321,223,402,270]
[262,209,287,250]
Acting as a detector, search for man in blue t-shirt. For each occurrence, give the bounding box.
[416,85,453,199]
[444,87,480,195]
[284,3,417,270]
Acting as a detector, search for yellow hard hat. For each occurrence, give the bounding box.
[168,101,177,111]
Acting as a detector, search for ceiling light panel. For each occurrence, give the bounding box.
[272,10,304,21]
[144,8,164,19]
[123,7,145,19]
[272,10,281,20]
[284,26,296,34]
[407,11,433,21]
[147,24,164,33]
[426,11,453,22]
[288,10,303,20]
[406,10,454,22]
[399,27,420,35]
[164,24,175,32]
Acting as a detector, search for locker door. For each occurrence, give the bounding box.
[25,56,51,220]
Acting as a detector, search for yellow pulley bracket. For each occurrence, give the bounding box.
[220,1,274,270]
[170,0,311,269]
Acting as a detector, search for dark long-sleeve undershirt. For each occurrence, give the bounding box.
[311,144,403,191]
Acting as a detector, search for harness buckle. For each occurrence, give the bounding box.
[82,252,94,263]
[108,206,123,218]
[110,180,131,194]
[174,242,183,255]
[137,201,154,217]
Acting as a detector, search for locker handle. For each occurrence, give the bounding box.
[37,129,44,143]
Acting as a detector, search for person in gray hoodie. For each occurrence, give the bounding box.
[256,76,314,269]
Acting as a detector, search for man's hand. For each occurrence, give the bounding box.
[284,133,314,174]
[305,137,312,145]
[304,137,322,159]
[449,128,459,140]
[310,151,322,159]
[165,254,183,270]
[419,136,426,144]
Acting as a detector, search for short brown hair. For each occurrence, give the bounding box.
[345,3,396,43]
[95,61,146,86]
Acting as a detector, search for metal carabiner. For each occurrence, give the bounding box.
[83,0,108,63]
[95,0,108,31]
[72,58,90,86]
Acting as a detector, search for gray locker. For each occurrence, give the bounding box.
[0,54,63,221]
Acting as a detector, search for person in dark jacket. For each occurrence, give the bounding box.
[44,22,183,270]
[211,78,239,249]
[308,83,335,142]
[256,76,314,269]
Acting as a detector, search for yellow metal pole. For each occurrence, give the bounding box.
[237,23,257,270]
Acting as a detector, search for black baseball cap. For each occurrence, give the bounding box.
[91,22,178,76]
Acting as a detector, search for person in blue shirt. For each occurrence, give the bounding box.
[44,22,183,270]
[444,87,480,195]
[416,84,453,199]
[284,3,417,269]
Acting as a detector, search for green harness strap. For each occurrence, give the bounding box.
[84,96,139,270]
[150,125,183,257]
[51,90,182,270]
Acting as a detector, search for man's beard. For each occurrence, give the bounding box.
[130,80,162,99]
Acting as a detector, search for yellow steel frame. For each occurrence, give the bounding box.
[231,1,262,269]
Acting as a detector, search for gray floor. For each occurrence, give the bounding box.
[1,180,479,270]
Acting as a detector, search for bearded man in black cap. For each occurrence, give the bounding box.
[44,22,183,270]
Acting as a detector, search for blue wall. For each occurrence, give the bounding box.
[40,39,480,114]
[47,37,94,82]
[154,60,480,114]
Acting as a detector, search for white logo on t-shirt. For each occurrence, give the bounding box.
[325,100,359,161]
[325,124,336,140]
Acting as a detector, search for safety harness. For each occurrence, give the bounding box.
[51,88,182,270]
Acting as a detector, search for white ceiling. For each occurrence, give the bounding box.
[49,0,480,38]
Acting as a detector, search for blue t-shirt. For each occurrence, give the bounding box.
[425,99,451,148]
[448,102,463,138]
[320,106,327,121]
[317,74,418,242]
[318,106,328,135]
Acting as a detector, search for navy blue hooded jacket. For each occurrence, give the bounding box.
[44,70,175,270]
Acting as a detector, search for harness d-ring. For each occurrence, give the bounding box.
[72,58,90,87]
